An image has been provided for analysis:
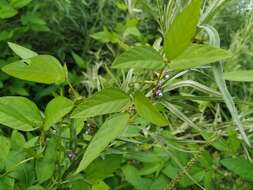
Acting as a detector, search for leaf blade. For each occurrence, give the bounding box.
[0,96,42,131]
[134,92,168,127]
[169,44,232,70]
[112,46,164,70]
[71,88,130,119]
[75,113,129,173]
[164,0,201,60]
[2,55,66,84]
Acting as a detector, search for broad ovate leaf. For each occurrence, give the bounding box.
[2,55,66,84]
[134,92,168,127]
[112,46,164,70]
[169,44,232,70]
[71,88,130,119]
[224,70,253,82]
[221,158,253,182]
[164,0,201,60]
[75,113,129,173]
[0,96,43,131]
[8,42,38,59]
[44,96,74,130]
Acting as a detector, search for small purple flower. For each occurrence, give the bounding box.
[155,89,163,97]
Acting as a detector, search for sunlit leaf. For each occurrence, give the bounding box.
[0,96,42,131]
[2,55,66,84]
[71,88,130,119]
[169,44,232,70]
[112,46,164,70]
[164,0,201,60]
[134,92,168,126]
[75,113,129,173]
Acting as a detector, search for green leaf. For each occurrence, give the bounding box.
[0,135,10,163]
[72,52,87,69]
[91,181,110,190]
[27,185,45,190]
[44,96,74,130]
[221,158,253,182]
[0,3,17,19]
[224,70,253,82]
[122,165,152,190]
[164,0,201,60]
[70,180,90,190]
[0,176,14,190]
[11,130,26,150]
[8,42,38,59]
[85,155,122,184]
[0,96,42,131]
[75,113,129,173]
[134,92,168,126]
[71,88,130,119]
[149,175,168,190]
[36,139,58,183]
[112,46,164,70]
[169,44,232,70]
[2,55,66,84]
[10,0,32,9]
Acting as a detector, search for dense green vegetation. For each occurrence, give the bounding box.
[0,0,253,189]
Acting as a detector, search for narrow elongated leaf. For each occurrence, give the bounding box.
[75,113,129,173]
[221,158,253,182]
[134,92,168,126]
[224,70,253,82]
[169,44,232,70]
[164,0,201,60]
[0,96,42,131]
[71,88,130,119]
[44,96,74,130]
[112,46,164,70]
[2,55,65,84]
[8,42,38,59]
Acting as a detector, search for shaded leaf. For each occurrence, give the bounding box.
[221,158,253,182]
[85,155,122,183]
[122,165,152,190]
[36,139,58,183]
[0,135,10,163]
[27,185,45,190]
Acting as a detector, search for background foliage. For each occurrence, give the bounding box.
[0,0,253,189]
